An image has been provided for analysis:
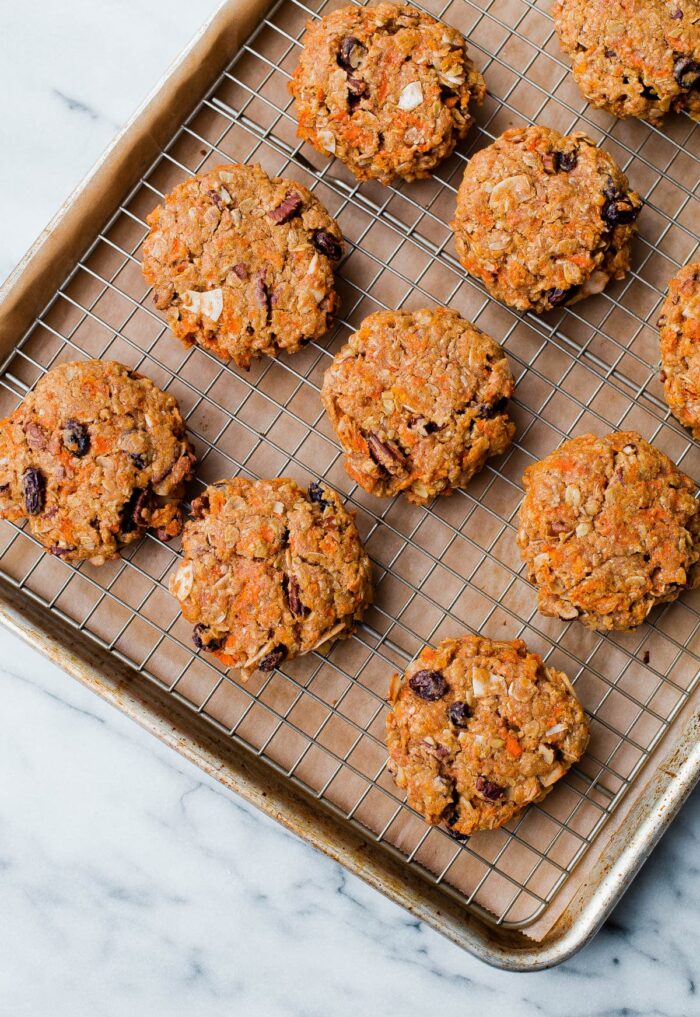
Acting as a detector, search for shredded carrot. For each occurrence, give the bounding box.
[505,733,522,758]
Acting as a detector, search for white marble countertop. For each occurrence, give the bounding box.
[1,2,699,1013]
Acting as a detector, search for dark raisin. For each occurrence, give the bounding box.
[22,468,45,515]
[367,433,408,474]
[674,55,700,90]
[130,453,146,470]
[259,644,288,672]
[308,481,331,509]
[475,775,505,800]
[604,48,616,58]
[192,624,224,652]
[120,487,153,534]
[337,36,364,71]
[445,824,469,843]
[671,8,683,18]
[286,574,307,617]
[409,669,448,701]
[63,420,90,457]
[557,150,578,172]
[312,229,342,261]
[448,701,472,727]
[602,190,641,225]
[268,192,303,224]
[232,263,249,280]
[641,83,659,100]
[545,286,578,307]
[208,189,223,207]
[477,396,509,419]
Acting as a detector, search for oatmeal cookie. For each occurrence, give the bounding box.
[169,477,373,677]
[517,431,700,631]
[451,125,642,313]
[658,261,700,437]
[289,2,485,184]
[386,635,589,837]
[141,163,343,368]
[321,307,515,504]
[553,0,700,125]
[0,360,196,565]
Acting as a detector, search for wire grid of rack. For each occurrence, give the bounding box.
[1,0,700,931]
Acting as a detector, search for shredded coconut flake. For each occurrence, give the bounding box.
[182,289,224,321]
[318,129,336,154]
[398,81,424,111]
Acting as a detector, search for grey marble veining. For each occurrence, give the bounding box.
[1,1,699,1014]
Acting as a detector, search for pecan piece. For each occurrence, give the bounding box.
[268,192,303,224]
[367,433,408,474]
[287,574,307,617]
[24,422,47,450]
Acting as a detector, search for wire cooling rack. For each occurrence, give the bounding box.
[1,0,700,930]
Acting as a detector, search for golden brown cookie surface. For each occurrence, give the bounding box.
[659,261,700,437]
[169,477,373,678]
[142,163,343,368]
[517,431,700,630]
[386,635,589,837]
[553,0,700,124]
[321,307,515,504]
[0,360,196,565]
[451,126,642,313]
[289,2,485,184]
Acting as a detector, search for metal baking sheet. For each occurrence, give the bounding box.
[0,0,699,968]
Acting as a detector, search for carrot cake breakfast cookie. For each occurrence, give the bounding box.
[320,307,515,504]
[169,477,373,677]
[517,431,700,631]
[553,0,700,124]
[451,125,642,313]
[658,261,700,437]
[386,634,589,837]
[289,2,486,184]
[141,163,343,368]
[0,360,196,565]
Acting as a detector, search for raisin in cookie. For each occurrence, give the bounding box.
[0,360,196,565]
[321,307,515,504]
[386,635,589,837]
[142,163,343,368]
[517,431,700,631]
[289,2,485,184]
[553,0,700,125]
[169,477,373,677]
[658,261,700,437]
[451,126,642,313]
